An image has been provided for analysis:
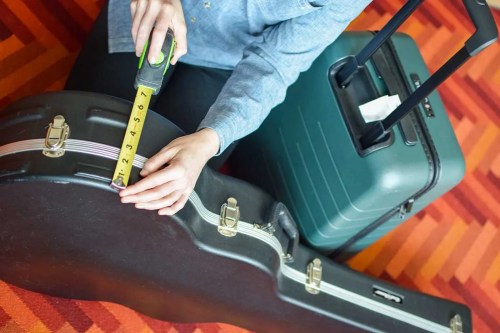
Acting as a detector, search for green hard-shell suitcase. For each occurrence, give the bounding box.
[229,0,498,259]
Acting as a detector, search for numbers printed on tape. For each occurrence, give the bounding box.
[111,86,154,190]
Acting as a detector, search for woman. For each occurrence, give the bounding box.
[65,0,371,215]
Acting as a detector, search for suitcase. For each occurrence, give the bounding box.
[228,0,498,258]
[0,92,472,333]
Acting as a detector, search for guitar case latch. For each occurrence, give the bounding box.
[43,115,69,158]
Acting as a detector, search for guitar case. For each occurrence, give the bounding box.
[0,91,471,333]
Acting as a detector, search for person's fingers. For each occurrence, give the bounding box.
[134,1,161,57]
[159,193,189,215]
[131,0,148,46]
[130,0,138,18]
[120,165,183,197]
[122,179,184,203]
[135,190,184,210]
[140,146,177,177]
[149,21,169,63]
[170,20,187,65]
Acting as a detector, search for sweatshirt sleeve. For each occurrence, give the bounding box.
[197,1,371,154]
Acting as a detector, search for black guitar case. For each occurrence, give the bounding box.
[0,92,471,333]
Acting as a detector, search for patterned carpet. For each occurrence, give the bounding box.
[0,0,499,332]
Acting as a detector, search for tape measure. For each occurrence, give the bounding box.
[110,29,175,190]
[110,86,154,190]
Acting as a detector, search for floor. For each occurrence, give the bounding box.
[0,0,499,332]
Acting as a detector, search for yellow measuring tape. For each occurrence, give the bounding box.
[110,85,154,190]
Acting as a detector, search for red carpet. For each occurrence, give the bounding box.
[0,0,499,332]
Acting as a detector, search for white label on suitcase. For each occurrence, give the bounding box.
[359,94,402,122]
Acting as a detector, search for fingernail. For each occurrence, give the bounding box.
[121,197,131,203]
[136,204,144,209]
[149,56,156,64]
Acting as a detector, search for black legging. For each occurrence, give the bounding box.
[65,2,234,169]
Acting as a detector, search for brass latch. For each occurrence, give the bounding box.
[450,314,463,333]
[43,115,69,158]
[218,197,239,237]
[305,258,322,294]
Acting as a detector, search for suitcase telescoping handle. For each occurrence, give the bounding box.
[335,0,498,149]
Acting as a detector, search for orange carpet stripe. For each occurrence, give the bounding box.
[4,56,75,104]
[444,191,477,223]
[16,0,79,51]
[477,135,500,174]
[54,322,77,333]
[465,123,499,171]
[100,302,151,333]
[421,202,443,222]
[462,175,500,223]
[84,324,105,333]
[430,32,465,71]
[403,216,452,279]
[1,320,24,333]
[430,198,456,226]
[479,283,500,316]
[452,186,488,224]
[0,283,40,332]
[484,253,500,285]
[0,1,33,44]
[461,121,488,158]
[0,35,23,62]
[474,170,500,209]
[386,216,436,279]
[0,41,46,79]
[28,321,50,333]
[471,230,500,283]
[455,222,498,283]
[492,153,500,178]
[420,28,450,64]
[411,273,445,300]
[445,77,486,123]
[0,45,66,96]
[457,279,500,332]
[76,302,122,333]
[439,82,475,124]
[439,221,482,282]
[347,230,392,272]
[15,292,65,332]
[467,45,500,81]
[461,76,500,126]
[366,217,416,277]
[3,0,59,48]
[419,217,468,280]
[462,77,500,126]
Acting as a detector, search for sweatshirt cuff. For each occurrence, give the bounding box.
[197,116,234,156]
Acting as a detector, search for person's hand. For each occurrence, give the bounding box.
[119,128,220,215]
[130,0,187,65]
